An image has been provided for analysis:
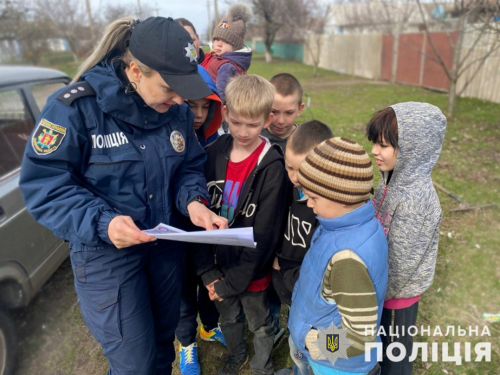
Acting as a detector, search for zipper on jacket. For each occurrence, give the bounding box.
[375,186,388,220]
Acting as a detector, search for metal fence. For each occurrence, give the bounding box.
[302,30,500,104]
[303,34,383,80]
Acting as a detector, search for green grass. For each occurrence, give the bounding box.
[248,55,500,374]
[37,54,500,374]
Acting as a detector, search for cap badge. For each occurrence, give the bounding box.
[218,20,230,29]
[184,42,198,63]
[170,130,185,153]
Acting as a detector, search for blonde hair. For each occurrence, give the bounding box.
[72,17,153,83]
[225,74,275,119]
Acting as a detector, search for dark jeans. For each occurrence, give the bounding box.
[70,242,184,375]
[215,289,274,375]
[175,252,219,347]
[380,302,419,375]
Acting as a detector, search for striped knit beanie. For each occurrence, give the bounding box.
[297,137,373,205]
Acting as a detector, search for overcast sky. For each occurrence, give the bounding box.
[91,0,230,42]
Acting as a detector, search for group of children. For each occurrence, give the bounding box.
[175,4,446,375]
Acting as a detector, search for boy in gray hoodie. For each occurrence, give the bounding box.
[366,102,446,375]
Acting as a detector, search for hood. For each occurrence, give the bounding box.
[82,61,182,129]
[215,134,284,170]
[221,45,252,71]
[196,65,222,143]
[386,102,446,187]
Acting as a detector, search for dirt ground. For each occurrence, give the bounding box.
[11,258,292,375]
[13,259,107,375]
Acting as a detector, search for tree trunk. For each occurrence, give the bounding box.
[447,76,457,119]
[391,29,400,83]
[265,48,272,63]
[313,63,318,76]
[447,13,465,118]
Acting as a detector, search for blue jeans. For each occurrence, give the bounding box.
[70,241,184,375]
[288,336,311,375]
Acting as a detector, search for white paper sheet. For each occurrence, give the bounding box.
[143,223,256,248]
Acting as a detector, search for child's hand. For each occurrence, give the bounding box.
[305,329,320,359]
[272,257,280,271]
[206,278,224,301]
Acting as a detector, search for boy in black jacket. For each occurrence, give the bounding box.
[271,120,333,375]
[272,120,333,306]
[198,74,287,375]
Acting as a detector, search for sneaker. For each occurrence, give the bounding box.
[216,354,249,375]
[200,324,227,346]
[179,342,201,375]
[274,327,286,347]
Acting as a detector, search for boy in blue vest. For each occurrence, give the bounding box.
[288,137,388,375]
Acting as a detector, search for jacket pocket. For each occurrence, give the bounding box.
[75,283,122,346]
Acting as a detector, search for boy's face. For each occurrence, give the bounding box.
[270,93,305,138]
[188,98,210,130]
[285,148,308,188]
[371,137,398,172]
[213,38,234,56]
[223,106,273,150]
[303,188,349,219]
[183,25,200,52]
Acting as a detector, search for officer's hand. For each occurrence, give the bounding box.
[108,215,156,249]
[187,201,228,230]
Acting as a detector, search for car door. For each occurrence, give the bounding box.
[0,86,48,289]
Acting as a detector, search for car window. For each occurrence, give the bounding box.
[0,89,34,177]
[31,82,66,110]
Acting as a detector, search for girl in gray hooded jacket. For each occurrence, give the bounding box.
[366,102,446,375]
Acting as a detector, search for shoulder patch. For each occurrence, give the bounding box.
[56,81,96,106]
[32,118,67,155]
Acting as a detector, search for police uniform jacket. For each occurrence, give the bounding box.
[20,61,210,252]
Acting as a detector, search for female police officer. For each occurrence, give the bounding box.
[19,17,227,374]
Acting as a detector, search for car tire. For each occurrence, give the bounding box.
[0,308,16,375]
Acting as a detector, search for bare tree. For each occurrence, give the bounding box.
[0,0,52,65]
[32,0,89,62]
[251,0,284,62]
[417,0,500,118]
[250,0,309,62]
[332,1,417,82]
[303,1,331,76]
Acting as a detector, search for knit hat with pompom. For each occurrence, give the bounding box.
[213,3,252,51]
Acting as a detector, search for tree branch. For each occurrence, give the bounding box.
[417,0,452,79]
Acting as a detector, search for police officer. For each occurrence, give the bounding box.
[20,17,227,374]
